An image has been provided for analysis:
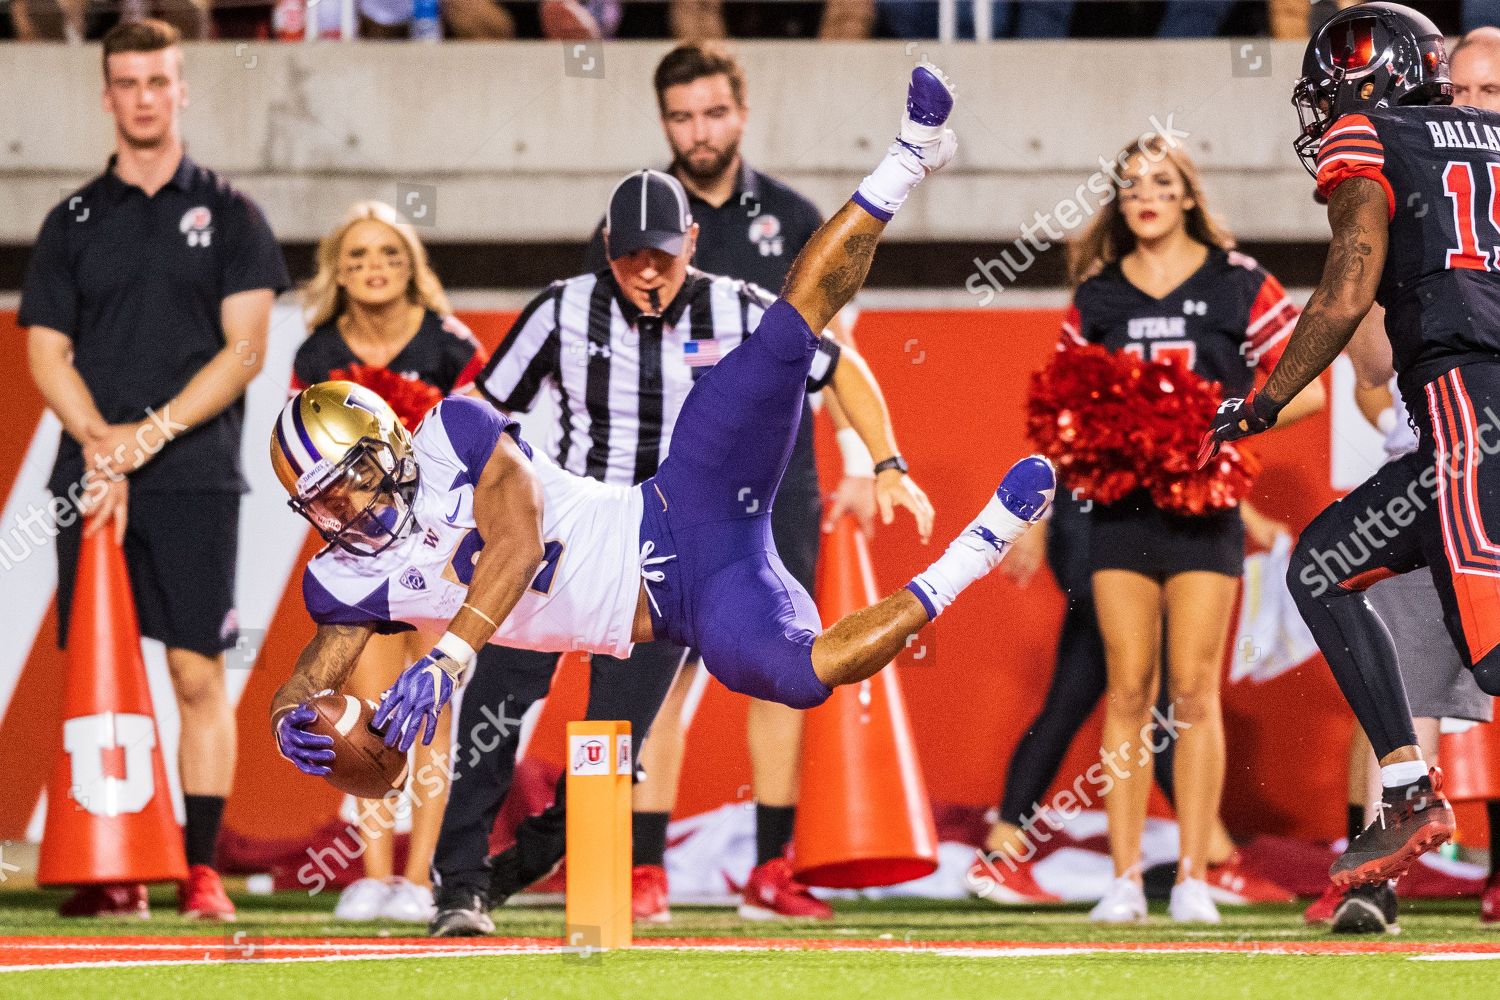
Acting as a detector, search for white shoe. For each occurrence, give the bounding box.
[380,877,436,922]
[1169,878,1222,924]
[333,877,392,921]
[1089,876,1148,924]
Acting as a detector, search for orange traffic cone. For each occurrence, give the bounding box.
[790,516,939,889]
[37,527,187,885]
[1439,722,1500,802]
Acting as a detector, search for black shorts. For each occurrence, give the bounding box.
[770,477,821,593]
[55,491,241,657]
[1088,490,1244,580]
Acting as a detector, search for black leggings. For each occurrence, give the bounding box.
[432,640,682,894]
[998,498,1176,826]
[1285,363,1500,759]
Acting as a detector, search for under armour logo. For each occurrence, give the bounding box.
[1182,299,1206,315]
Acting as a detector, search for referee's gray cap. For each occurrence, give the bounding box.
[605,169,693,261]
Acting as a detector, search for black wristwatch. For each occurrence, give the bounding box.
[873,455,909,476]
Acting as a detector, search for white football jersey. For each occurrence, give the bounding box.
[302,397,644,658]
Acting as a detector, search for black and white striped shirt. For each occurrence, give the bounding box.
[478,268,840,486]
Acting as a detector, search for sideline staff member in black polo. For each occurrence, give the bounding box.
[20,20,289,921]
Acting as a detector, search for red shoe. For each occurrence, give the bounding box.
[1482,874,1500,924]
[178,864,236,921]
[58,883,149,918]
[632,864,670,924]
[967,856,1060,904]
[737,858,833,920]
[1304,881,1344,925]
[1204,851,1296,904]
[1331,769,1454,887]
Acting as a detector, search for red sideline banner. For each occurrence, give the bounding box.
[0,305,1458,856]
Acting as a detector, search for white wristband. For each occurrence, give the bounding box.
[435,631,477,675]
[837,428,876,478]
[1376,408,1397,436]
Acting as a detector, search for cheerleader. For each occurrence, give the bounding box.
[292,201,489,923]
[1061,138,1324,923]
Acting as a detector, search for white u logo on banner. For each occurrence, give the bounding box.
[62,713,157,816]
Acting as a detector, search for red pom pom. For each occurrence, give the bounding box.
[329,364,444,432]
[1026,344,1141,505]
[1026,346,1258,515]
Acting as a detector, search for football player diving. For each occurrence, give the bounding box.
[269,64,1056,779]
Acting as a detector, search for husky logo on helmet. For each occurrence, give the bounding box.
[1291,2,1452,176]
[270,381,422,557]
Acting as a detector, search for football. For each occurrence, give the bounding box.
[305,691,409,799]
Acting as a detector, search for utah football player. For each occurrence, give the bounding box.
[270,65,1056,777]
[1202,3,1500,886]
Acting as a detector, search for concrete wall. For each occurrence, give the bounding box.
[0,39,1324,244]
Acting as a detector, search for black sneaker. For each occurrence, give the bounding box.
[1330,881,1400,935]
[428,886,494,938]
[489,801,566,905]
[1331,769,1455,887]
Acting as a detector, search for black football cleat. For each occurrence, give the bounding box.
[428,886,494,938]
[1331,769,1455,888]
[1330,881,1400,935]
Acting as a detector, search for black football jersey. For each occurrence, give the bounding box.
[1062,248,1297,398]
[290,308,488,396]
[1316,105,1500,402]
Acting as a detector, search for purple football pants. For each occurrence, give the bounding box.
[638,299,833,709]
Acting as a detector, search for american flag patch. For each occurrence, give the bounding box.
[683,340,722,367]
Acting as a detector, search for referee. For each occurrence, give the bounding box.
[427,164,928,935]
[581,42,889,922]
[20,21,289,920]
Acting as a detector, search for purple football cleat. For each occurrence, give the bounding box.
[906,63,955,129]
[995,455,1056,523]
[896,63,957,173]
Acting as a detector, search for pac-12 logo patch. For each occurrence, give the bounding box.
[400,566,427,591]
[180,206,213,248]
[748,214,783,257]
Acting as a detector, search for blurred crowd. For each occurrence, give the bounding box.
[5,0,1495,44]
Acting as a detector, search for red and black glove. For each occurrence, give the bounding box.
[1196,390,1281,469]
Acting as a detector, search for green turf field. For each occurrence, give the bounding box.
[14,951,1500,1000]
[2,889,1498,999]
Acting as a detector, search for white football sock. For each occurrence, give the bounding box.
[1380,759,1428,789]
[854,143,928,221]
[907,496,1033,620]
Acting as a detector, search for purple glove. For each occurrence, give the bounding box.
[275,704,334,776]
[372,649,457,753]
